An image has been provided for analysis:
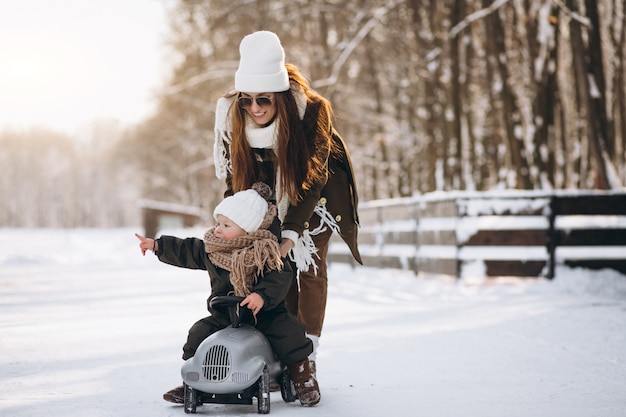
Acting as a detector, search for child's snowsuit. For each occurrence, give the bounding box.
[154,226,312,366]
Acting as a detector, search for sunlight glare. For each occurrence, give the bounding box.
[5,55,43,84]
[0,31,97,130]
[0,1,166,134]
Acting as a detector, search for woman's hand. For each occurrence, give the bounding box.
[279,238,294,258]
[241,292,265,317]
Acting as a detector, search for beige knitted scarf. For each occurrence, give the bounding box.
[204,227,283,297]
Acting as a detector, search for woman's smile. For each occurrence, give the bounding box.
[239,93,277,126]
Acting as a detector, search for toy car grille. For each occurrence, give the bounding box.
[202,345,231,381]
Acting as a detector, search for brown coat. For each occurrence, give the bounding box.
[319,131,362,264]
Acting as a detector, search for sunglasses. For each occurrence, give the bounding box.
[238,96,273,108]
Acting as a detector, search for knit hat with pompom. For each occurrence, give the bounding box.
[213,182,277,232]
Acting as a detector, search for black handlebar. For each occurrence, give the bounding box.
[209,295,247,328]
[209,295,245,310]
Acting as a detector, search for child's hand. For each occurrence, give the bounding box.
[134,233,154,256]
[241,293,265,317]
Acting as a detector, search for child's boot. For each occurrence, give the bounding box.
[163,384,184,403]
[288,358,320,406]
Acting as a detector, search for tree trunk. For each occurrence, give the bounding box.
[529,4,560,188]
[568,0,610,189]
[484,0,532,189]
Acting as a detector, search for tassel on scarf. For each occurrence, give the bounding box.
[289,229,320,273]
[289,203,341,273]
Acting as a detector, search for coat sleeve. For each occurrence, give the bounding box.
[252,261,294,311]
[281,173,327,236]
[155,235,209,270]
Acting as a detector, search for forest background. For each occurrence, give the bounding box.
[2,0,625,228]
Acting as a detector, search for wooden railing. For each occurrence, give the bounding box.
[139,199,203,239]
[328,191,626,278]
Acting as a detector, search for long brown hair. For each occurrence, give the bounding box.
[229,63,334,204]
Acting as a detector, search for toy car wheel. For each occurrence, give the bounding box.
[257,365,270,414]
[183,383,197,414]
[279,368,298,403]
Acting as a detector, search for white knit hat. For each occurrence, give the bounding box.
[213,183,276,233]
[235,31,290,93]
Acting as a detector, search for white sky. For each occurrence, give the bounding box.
[0,0,169,135]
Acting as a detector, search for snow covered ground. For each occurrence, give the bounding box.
[1,227,626,417]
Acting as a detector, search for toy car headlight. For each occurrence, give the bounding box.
[185,371,200,382]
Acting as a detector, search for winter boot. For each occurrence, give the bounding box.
[163,385,185,404]
[288,358,320,407]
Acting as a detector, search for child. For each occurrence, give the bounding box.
[135,182,320,407]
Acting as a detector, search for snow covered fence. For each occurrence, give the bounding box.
[328,191,626,279]
[138,199,204,238]
[547,193,626,278]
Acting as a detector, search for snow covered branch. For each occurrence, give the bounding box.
[314,0,404,88]
[449,0,512,38]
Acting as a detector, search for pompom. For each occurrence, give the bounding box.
[252,182,277,230]
[252,182,272,201]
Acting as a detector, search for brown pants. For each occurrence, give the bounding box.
[285,214,332,337]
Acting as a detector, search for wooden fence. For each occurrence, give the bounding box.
[328,191,626,278]
[139,199,203,239]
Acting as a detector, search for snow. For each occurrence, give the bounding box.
[1,227,626,417]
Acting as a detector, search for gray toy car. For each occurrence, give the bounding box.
[181,296,298,414]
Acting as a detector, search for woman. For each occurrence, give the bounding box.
[214,31,362,373]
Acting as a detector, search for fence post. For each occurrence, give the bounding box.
[546,196,557,279]
[413,198,420,276]
[455,196,461,280]
[377,205,383,270]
